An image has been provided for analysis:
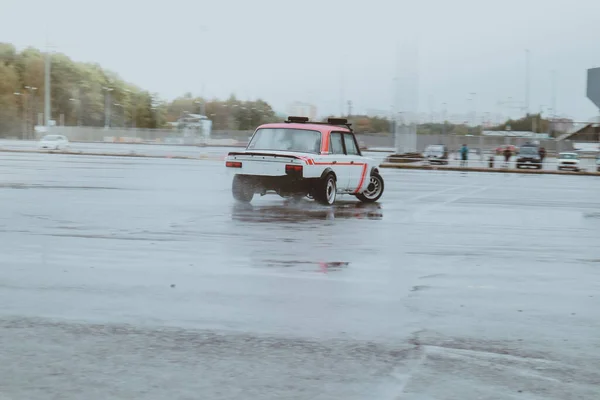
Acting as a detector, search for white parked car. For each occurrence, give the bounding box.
[557,152,580,171]
[224,117,384,205]
[38,134,70,150]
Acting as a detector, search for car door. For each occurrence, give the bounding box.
[342,132,367,192]
[328,132,351,191]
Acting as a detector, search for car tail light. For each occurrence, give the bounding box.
[285,164,303,174]
[226,161,242,168]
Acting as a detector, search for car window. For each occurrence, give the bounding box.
[519,147,537,154]
[247,128,321,154]
[343,133,360,155]
[329,132,344,154]
[560,154,578,159]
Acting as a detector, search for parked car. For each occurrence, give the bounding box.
[557,152,580,171]
[224,116,383,205]
[423,144,448,165]
[38,134,70,150]
[516,144,542,169]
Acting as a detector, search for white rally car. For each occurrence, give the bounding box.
[224,117,384,205]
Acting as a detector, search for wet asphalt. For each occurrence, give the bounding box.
[1,152,599,400]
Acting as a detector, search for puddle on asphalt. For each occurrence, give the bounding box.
[35,233,180,242]
[261,259,350,273]
[231,201,383,223]
[0,183,122,190]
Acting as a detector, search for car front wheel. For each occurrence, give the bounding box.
[232,175,254,203]
[356,172,384,203]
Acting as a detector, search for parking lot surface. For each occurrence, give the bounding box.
[1,152,599,399]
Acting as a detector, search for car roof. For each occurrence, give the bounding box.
[255,122,351,134]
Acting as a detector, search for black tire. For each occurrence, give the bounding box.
[232,175,254,203]
[355,172,384,203]
[313,173,337,205]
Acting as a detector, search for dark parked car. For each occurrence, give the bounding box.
[516,145,542,169]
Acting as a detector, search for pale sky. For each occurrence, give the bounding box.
[2,0,600,122]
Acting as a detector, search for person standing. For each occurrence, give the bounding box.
[503,146,512,167]
[539,146,546,166]
[460,144,469,167]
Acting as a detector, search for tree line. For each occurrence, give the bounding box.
[0,43,282,137]
[1,42,559,138]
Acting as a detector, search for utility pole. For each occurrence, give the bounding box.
[44,48,51,129]
[347,100,352,117]
[103,86,113,128]
[469,92,477,128]
[550,70,557,117]
[339,65,345,117]
[442,102,448,135]
[525,49,530,116]
[24,86,38,139]
[78,86,83,126]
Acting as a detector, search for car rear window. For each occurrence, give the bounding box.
[247,128,321,154]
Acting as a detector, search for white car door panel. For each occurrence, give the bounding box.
[342,133,366,191]
[328,132,351,191]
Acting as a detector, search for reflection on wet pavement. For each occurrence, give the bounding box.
[1,153,599,399]
[231,201,383,222]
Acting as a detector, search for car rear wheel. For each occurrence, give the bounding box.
[232,175,254,203]
[356,172,384,203]
[314,173,337,205]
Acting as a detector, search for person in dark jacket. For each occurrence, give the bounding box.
[503,146,512,167]
[539,147,546,164]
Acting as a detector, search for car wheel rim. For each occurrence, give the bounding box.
[362,176,382,199]
[326,178,336,204]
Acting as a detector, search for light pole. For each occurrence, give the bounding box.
[102,86,113,129]
[24,86,38,139]
[525,49,531,115]
[442,102,448,135]
[44,48,52,129]
[113,103,125,127]
[13,92,26,139]
[469,92,477,129]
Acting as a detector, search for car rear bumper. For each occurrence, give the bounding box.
[235,174,318,195]
[558,164,579,169]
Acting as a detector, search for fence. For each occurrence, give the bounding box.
[11,126,596,155]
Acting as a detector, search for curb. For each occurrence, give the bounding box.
[379,163,600,177]
[0,148,224,161]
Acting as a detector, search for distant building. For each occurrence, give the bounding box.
[556,116,600,142]
[287,102,317,120]
[548,117,574,134]
[482,130,550,139]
